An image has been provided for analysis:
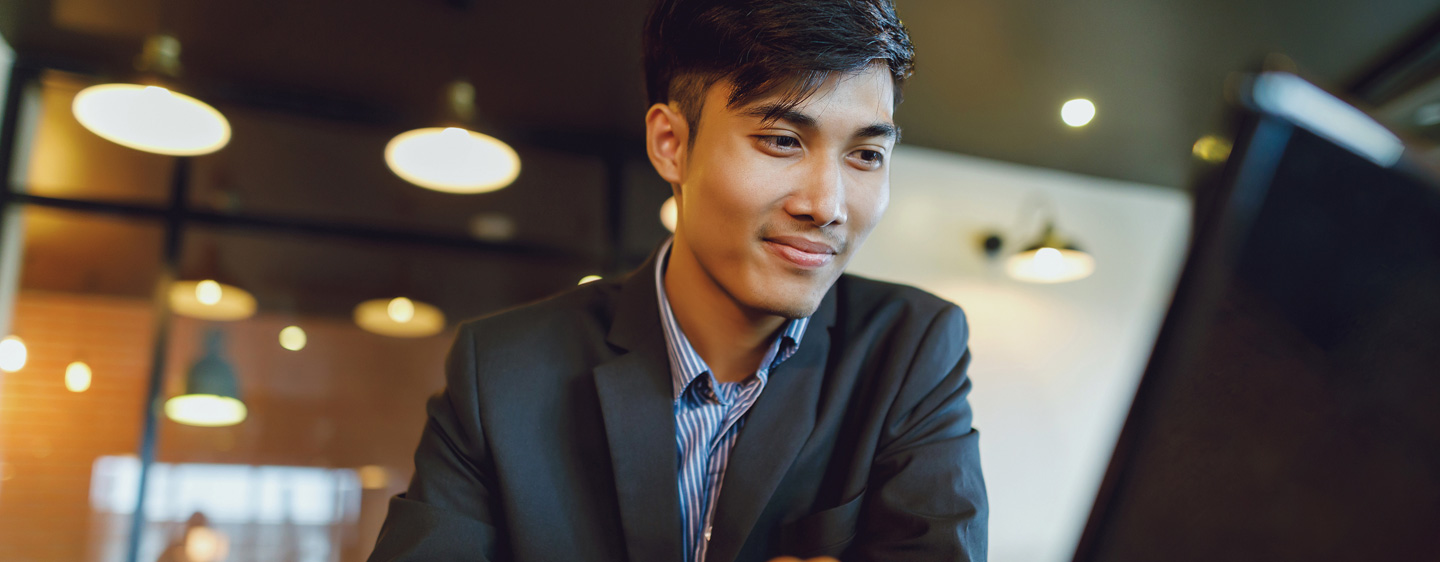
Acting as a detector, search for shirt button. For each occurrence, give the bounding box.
[704,526,713,541]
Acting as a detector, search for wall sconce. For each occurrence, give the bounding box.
[980,194,1095,284]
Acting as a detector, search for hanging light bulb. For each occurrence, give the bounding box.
[169,279,256,321]
[165,329,247,427]
[386,80,520,193]
[354,297,446,338]
[72,34,230,156]
[65,361,93,392]
[387,297,415,323]
[660,196,678,233]
[1004,223,1095,283]
[0,336,27,372]
[278,326,307,351]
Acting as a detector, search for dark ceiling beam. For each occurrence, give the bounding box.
[9,191,594,263]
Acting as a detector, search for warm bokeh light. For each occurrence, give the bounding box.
[579,275,602,285]
[65,361,92,392]
[1192,135,1233,163]
[72,84,230,156]
[1006,247,1096,283]
[0,336,27,372]
[660,196,678,232]
[164,394,248,427]
[387,297,415,323]
[195,279,222,305]
[278,326,307,351]
[385,127,520,193]
[169,280,256,321]
[469,212,517,241]
[184,525,230,562]
[354,298,446,338]
[1061,98,1096,127]
[358,465,391,490]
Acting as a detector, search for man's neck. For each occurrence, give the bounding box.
[664,235,787,384]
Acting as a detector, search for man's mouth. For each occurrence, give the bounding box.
[763,236,839,269]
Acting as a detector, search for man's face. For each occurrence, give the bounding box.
[672,64,896,318]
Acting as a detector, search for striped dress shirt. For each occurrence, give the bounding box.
[654,238,810,562]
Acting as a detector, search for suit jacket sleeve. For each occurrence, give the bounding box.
[849,304,989,561]
[369,324,506,561]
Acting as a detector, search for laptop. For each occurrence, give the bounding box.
[1071,70,1440,561]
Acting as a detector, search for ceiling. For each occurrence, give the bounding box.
[2,0,1438,321]
[3,0,1437,189]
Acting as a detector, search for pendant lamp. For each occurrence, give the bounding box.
[353,296,446,338]
[72,34,230,156]
[169,243,257,321]
[1004,222,1095,284]
[385,80,520,194]
[165,329,247,427]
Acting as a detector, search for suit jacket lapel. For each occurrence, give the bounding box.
[593,248,683,562]
[705,287,838,562]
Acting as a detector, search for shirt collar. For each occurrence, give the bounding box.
[654,237,809,401]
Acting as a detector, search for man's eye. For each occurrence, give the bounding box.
[850,149,885,169]
[759,135,801,150]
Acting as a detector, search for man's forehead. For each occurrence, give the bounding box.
[717,75,893,123]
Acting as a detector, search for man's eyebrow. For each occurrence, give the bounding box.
[743,104,818,129]
[742,103,900,142]
[856,122,900,142]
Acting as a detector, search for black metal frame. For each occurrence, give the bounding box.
[0,53,638,562]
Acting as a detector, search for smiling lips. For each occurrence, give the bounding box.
[764,236,838,269]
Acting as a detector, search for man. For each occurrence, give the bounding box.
[368,0,987,560]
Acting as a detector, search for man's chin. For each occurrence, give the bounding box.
[741,288,826,320]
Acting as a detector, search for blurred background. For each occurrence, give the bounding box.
[0,0,1437,561]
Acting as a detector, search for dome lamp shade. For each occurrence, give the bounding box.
[71,34,230,156]
[165,330,247,427]
[353,296,446,338]
[385,80,520,194]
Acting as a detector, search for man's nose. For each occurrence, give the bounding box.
[787,157,847,227]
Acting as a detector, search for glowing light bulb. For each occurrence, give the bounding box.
[387,297,416,323]
[279,326,307,351]
[65,361,93,392]
[195,280,222,305]
[1005,246,1096,283]
[1032,247,1064,277]
[579,275,603,285]
[660,196,678,232]
[1061,99,1096,127]
[0,336,27,372]
[385,127,521,193]
[72,83,230,155]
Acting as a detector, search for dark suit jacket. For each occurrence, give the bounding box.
[369,250,987,562]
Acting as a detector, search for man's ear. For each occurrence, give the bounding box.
[645,102,688,185]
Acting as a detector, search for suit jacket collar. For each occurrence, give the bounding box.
[595,242,839,562]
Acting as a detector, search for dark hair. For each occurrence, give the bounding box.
[643,0,914,143]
